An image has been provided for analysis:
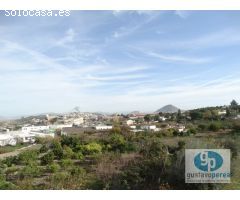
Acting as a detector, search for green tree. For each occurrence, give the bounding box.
[173,130,180,137]
[111,126,121,134]
[154,115,160,121]
[230,99,238,108]
[226,107,231,117]
[108,134,127,153]
[177,109,182,122]
[144,114,151,123]
[188,127,197,135]
[52,141,63,159]
[211,110,219,120]
[190,111,202,120]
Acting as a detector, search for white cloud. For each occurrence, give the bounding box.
[1,11,240,116]
[175,11,191,19]
[84,73,148,81]
[146,51,213,64]
[111,12,160,40]
[56,28,76,46]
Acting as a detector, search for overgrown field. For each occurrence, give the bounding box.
[0,130,240,190]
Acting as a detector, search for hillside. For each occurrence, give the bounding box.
[155,104,180,113]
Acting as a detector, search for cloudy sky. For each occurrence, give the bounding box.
[1,11,240,116]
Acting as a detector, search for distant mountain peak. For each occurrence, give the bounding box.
[155,104,180,113]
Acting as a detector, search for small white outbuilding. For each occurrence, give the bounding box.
[0,134,17,146]
[95,125,113,130]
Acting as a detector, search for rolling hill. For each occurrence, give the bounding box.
[155,104,180,113]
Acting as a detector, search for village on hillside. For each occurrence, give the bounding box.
[1,101,240,147]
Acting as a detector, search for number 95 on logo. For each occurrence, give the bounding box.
[185,149,231,183]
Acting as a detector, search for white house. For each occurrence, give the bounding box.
[95,125,113,130]
[22,125,49,133]
[159,116,167,121]
[29,131,55,138]
[50,124,72,129]
[0,134,17,146]
[73,117,84,125]
[141,125,157,130]
[178,125,186,132]
[154,128,161,132]
[130,125,136,129]
[218,110,227,115]
[126,119,134,126]
[12,132,36,143]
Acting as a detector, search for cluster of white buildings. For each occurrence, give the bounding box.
[0,124,73,147]
[0,130,36,147]
[0,122,116,146]
[125,119,186,133]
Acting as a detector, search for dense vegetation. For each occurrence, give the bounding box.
[1,100,240,190]
[0,126,240,189]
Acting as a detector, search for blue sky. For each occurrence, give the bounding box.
[1,11,240,116]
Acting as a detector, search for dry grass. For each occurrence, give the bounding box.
[94,152,140,181]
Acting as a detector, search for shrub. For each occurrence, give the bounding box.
[18,150,38,165]
[70,166,86,176]
[2,156,19,167]
[73,152,84,160]
[52,141,63,159]
[140,138,167,158]
[198,124,207,131]
[223,140,238,159]
[188,128,197,135]
[61,136,81,149]
[108,134,127,153]
[60,159,74,170]
[232,121,240,132]
[0,179,16,189]
[41,151,54,165]
[161,129,174,137]
[47,163,60,173]
[110,126,121,135]
[5,166,18,177]
[208,122,221,132]
[39,144,48,153]
[20,163,41,178]
[63,146,74,159]
[83,142,102,155]
[173,130,180,137]
[177,141,186,149]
